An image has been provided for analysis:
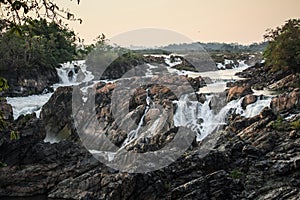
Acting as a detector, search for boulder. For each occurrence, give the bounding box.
[227,84,253,101]
[0,99,13,122]
[241,94,258,109]
[40,86,78,143]
[270,88,300,114]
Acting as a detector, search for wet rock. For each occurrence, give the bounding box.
[227,84,253,101]
[172,58,198,72]
[270,88,300,114]
[0,113,46,165]
[187,76,207,91]
[40,86,79,143]
[209,92,227,113]
[0,99,13,122]
[242,94,257,109]
[196,93,206,103]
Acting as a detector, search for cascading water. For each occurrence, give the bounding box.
[174,94,271,141]
[56,67,77,84]
[122,88,153,147]
[7,60,94,119]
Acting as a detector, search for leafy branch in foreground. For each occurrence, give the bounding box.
[0,0,82,26]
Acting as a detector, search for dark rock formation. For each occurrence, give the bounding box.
[172,57,199,72]
[233,63,295,91]
[87,54,168,80]
[0,99,13,122]
[0,113,46,166]
[268,74,300,92]
[1,107,299,199]
[0,66,59,97]
[40,86,78,143]
[1,58,300,199]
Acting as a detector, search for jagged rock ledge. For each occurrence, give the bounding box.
[0,66,59,97]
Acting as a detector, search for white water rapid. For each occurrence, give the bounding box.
[6,60,94,119]
[173,95,271,141]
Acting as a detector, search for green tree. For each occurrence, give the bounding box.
[0,19,77,69]
[263,19,300,73]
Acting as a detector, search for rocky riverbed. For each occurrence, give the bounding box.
[0,54,300,199]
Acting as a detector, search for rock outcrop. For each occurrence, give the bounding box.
[1,107,300,199]
[0,113,46,166]
[40,86,78,143]
[227,84,253,102]
[271,88,300,114]
[0,99,13,122]
[0,65,59,97]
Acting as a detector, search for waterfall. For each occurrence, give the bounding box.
[122,88,153,147]
[174,94,270,141]
[56,62,78,84]
[7,60,94,120]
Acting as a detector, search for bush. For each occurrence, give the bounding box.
[0,161,7,168]
[0,77,9,92]
[230,169,244,179]
[291,119,300,130]
[269,116,289,131]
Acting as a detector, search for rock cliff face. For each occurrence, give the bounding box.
[40,86,79,143]
[0,66,59,97]
[271,88,300,114]
[0,113,46,166]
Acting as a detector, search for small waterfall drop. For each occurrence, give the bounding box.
[122,88,153,147]
[7,60,94,120]
[56,62,78,84]
[174,94,270,141]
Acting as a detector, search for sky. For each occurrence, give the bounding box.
[61,0,300,45]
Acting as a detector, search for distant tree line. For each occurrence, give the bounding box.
[164,42,268,53]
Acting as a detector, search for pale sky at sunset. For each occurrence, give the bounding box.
[61,0,300,45]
